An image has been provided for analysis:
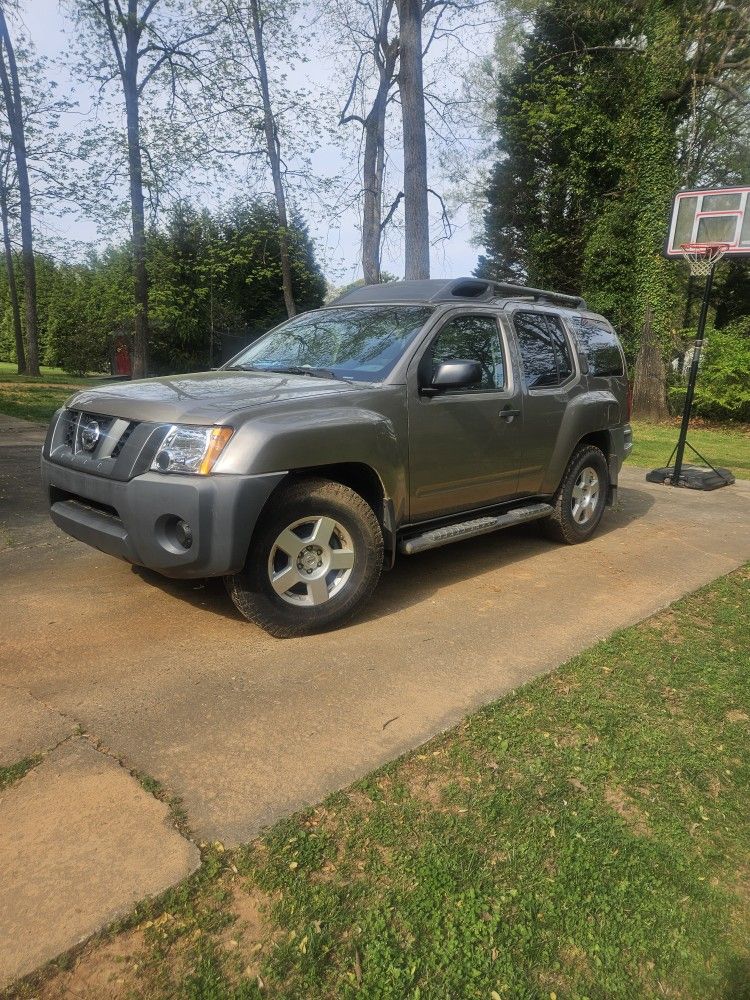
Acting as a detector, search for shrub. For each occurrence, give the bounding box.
[669,318,750,423]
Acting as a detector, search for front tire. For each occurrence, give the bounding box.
[541,444,609,544]
[225,477,383,637]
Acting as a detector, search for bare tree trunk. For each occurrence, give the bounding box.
[632,304,669,421]
[0,183,25,373]
[362,97,385,284]
[0,10,40,375]
[123,61,149,379]
[396,0,429,279]
[249,0,296,317]
[361,11,398,285]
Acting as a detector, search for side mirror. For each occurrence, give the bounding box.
[423,359,483,396]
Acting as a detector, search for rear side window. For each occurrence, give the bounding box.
[513,312,573,388]
[569,316,624,377]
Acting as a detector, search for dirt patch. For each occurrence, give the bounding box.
[217,882,277,981]
[31,927,146,1000]
[726,709,749,723]
[402,765,477,815]
[641,611,685,645]
[26,877,278,1000]
[604,784,651,837]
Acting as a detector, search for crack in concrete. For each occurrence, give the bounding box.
[0,680,198,846]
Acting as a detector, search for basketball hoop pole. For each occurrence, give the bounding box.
[670,261,715,485]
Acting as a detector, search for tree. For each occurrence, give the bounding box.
[0,139,23,371]
[207,0,302,318]
[336,0,400,284]
[67,0,218,378]
[397,0,429,278]
[0,198,327,373]
[478,0,749,370]
[0,6,39,374]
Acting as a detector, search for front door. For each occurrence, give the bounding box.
[407,311,523,521]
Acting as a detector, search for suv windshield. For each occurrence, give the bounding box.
[227,305,433,382]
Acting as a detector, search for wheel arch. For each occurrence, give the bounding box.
[557,429,619,506]
[258,462,397,569]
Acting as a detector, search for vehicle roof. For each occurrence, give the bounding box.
[333,277,588,311]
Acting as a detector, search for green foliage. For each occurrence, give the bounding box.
[46,265,109,375]
[478,0,748,366]
[0,199,326,375]
[669,319,750,423]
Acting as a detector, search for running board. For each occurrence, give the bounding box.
[399,503,554,555]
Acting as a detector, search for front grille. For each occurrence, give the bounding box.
[62,409,135,459]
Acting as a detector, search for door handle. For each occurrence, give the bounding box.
[499,406,520,421]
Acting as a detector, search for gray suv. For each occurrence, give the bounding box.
[42,278,632,636]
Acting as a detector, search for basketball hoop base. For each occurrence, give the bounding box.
[646,464,735,490]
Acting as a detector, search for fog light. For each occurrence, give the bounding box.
[175,519,193,549]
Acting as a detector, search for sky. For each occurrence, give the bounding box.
[25,0,493,285]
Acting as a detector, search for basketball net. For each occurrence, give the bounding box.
[680,242,731,278]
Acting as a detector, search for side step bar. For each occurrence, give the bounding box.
[398,502,553,555]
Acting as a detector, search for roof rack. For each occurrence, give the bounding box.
[429,278,586,310]
[333,277,586,310]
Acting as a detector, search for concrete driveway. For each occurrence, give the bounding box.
[2,413,749,983]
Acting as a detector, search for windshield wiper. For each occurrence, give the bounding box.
[263,365,353,382]
[226,363,352,382]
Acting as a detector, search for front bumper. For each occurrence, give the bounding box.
[41,455,286,578]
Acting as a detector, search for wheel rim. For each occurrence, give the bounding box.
[268,516,355,607]
[571,466,600,525]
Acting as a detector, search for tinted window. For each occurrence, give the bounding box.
[568,316,624,377]
[430,315,505,391]
[229,305,433,382]
[514,312,573,388]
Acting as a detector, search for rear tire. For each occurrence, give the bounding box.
[541,444,609,544]
[225,477,383,637]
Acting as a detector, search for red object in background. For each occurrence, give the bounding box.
[114,336,132,377]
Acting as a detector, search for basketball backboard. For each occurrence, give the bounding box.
[665,185,750,258]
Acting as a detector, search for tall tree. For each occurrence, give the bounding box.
[0,7,39,374]
[397,0,429,278]
[478,0,750,370]
[337,0,400,284]
[0,140,23,372]
[204,0,326,317]
[68,0,217,378]
[247,0,296,316]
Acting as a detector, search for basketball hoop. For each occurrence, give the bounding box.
[679,242,731,278]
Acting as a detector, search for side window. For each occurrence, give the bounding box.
[514,312,574,388]
[547,315,573,381]
[429,315,505,392]
[569,316,625,377]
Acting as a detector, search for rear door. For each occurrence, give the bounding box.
[509,309,579,495]
[407,309,523,520]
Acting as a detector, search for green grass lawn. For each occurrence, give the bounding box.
[629,419,750,479]
[0,362,95,423]
[16,567,750,1000]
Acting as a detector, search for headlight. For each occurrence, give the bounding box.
[151,425,234,475]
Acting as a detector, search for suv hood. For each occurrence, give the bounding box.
[65,370,363,424]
